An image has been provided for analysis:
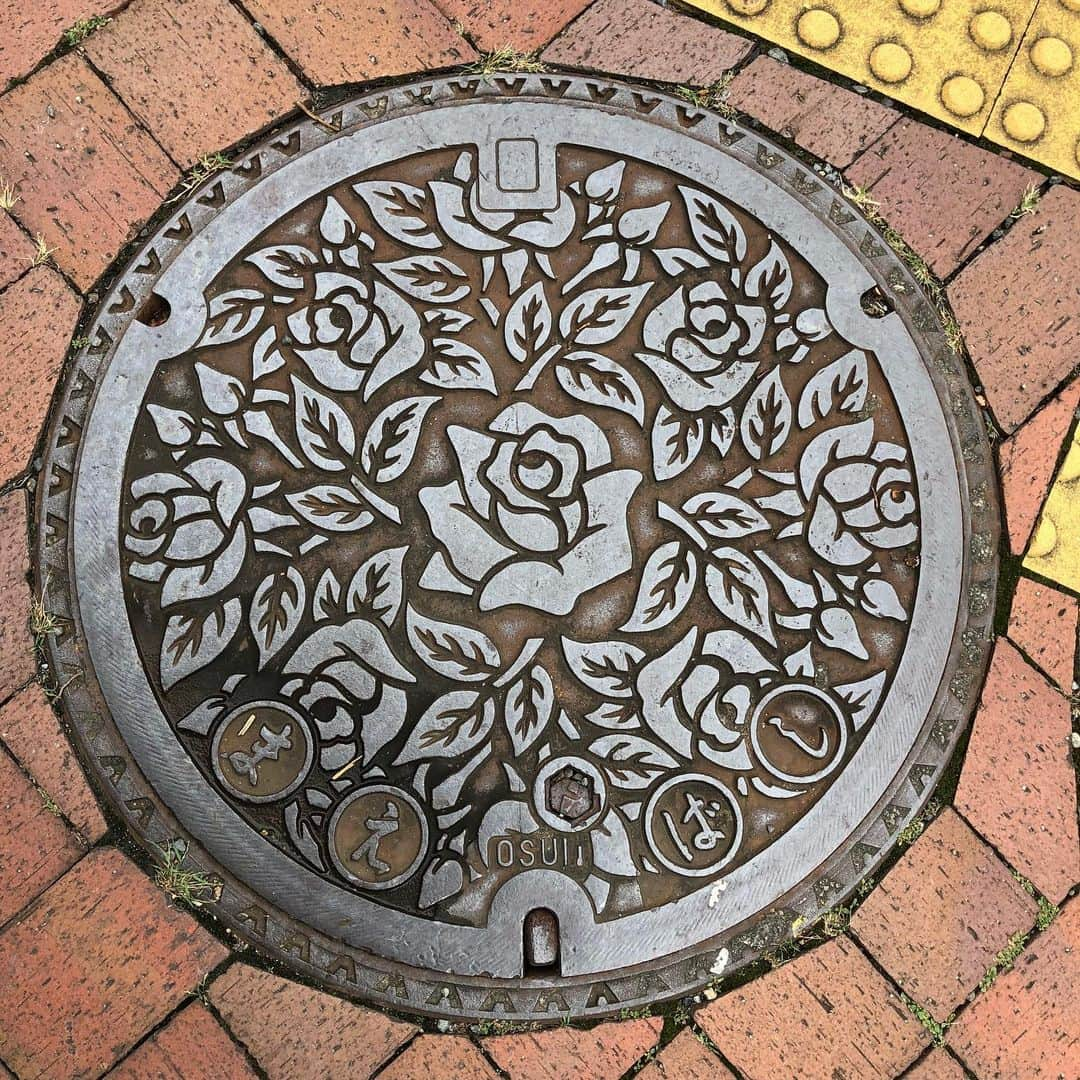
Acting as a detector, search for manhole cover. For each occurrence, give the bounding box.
[37,73,998,1021]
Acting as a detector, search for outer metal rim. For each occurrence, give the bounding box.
[34,70,999,1022]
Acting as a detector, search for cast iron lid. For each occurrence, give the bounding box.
[37,72,998,1022]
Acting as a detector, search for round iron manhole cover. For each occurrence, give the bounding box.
[37,73,998,1022]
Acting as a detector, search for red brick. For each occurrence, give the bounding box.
[998,379,1080,552]
[728,56,900,169]
[0,214,33,290]
[84,0,304,169]
[0,847,227,1079]
[0,746,85,926]
[0,684,107,841]
[209,963,415,1078]
[380,1035,497,1080]
[107,1002,258,1080]
[955,638,1080,903]
[242,0,472,86]
[543,0,750,84]
[0,490,35,704]
[0,0,99,86]
[483,1017,662,1080]
[903,1049,969,1080]
[697,936,929,1079]
[636,1029,736,1080]
[1008,576,1077,690]
[951,185,1080,433]
[434,0,590,51]
[950,898,1080,1079]
[846,119,1037,279]
[0,54,178,290]
[0,268,80,485]
[851,808,1038,1018]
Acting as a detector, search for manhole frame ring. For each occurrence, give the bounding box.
[33,69,999,1023]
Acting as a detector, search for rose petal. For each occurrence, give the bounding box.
[496,502,561,553]
[823,461,878,505]
[807,498,872,566]
[647,354,759,411]
[520,427,582,498]
[447,425,496,517]
[863,521,918,549]
[489,402,611,471]
[163,517,225,561]
[479,468,641,614]
[798,420,874,499]
[419,480,512,582]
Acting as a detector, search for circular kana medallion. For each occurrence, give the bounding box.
[36,73,998,1021]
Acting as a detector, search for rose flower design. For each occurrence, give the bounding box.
[124,457,249,607]
[286,271,423,397]
[798,419,918,566]
[418,403,642,615]
[638,281,767,411]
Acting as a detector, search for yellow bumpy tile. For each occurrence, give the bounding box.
[1024,423,1080,593]
[685,0,1038,136]
[987,0,1080,179]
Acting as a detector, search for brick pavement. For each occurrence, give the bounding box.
[0,2,1076,1078]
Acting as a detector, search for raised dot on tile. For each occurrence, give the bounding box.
[900,0,940,15]
[1030,36,1073,76]
[940,75,986,117]
[796,9,842,49]
[969,10,1013,50]
[869,42,914,82]
[726,0,769,13]
[1002,100,1047,141]
[1028,515,1059,558]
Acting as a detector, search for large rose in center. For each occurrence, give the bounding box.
[418,403,642,615]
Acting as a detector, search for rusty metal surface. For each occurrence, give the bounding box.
[35,72,998,1021]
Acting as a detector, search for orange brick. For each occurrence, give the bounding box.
[0,747,85,925]
[951,185,1080,433]
[847,119,1037,279]
[697,936,929,1079]
[0,490,35,704]
[955,638,1080,903]
[0,267,80,485]
[637,1029,736,1080]
[0,54,178,290]
[84,0,304,168]
[434,0,591,51]
[951,898,1080,1078]
[209,964,416,1078]
[903,1049,969,1080]
[241,0,472,86]
[851,809,1038,1018]
[997,379,1080,552]
[0,684,107,841]
[0,214,33,290]
[543,0,750,84]
[0,0,99,86]
[1007,575,1078,690]
[728,56,900,169]
[0,847,228,1079]
[107,1002,258,1080]
[483,1017,662,1080]
[381,1035,497,1080]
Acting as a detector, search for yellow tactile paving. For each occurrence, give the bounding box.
[685,0,1039,136]
[1024,423,1080,593]
[987,0,1080,177]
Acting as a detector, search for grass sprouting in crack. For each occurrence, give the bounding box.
[466,47,546,81]
[155,838,223,907]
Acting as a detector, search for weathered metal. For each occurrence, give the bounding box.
[35,72,998,1022]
